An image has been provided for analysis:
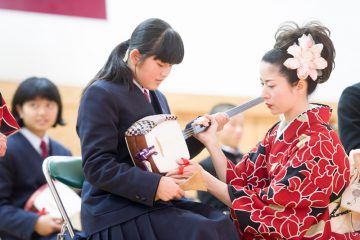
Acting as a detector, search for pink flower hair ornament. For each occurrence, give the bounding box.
[283,34,328,81]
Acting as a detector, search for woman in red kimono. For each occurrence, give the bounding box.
[168,21,360,239]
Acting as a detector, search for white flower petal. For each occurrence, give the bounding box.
[287,44,301,57]
[284,33,327,81]
[309,69,318,80]
[314,58,328,69]
[284,58,300,69]
[299,34,314,49]
[311,44,324,57]
[302,50,313,61]
[297,66,310,80]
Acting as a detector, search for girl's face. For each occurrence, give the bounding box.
[260,61,308,122]
[16,97,59,138]
[130,51,172,90]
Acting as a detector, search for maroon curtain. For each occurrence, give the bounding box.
[0,0,106,19]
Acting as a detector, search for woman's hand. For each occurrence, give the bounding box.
[213,112,229,131]
[34,214,62,236]
[155,176,185,201]
[193,113,229,132]
[0,133,7,157]
[166,158,203,182]
[192,114,219,147]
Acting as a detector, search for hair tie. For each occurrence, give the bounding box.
[123,48,130,62]
[283,34,327,81]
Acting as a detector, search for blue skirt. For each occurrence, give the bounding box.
[89,201,239,240]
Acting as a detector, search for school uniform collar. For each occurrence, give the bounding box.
[20,128,49,155]
[133,80,151,103]
[221,145,241,155]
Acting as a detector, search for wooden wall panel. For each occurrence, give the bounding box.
[0,81,338,159]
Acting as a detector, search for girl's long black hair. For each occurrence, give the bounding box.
[84,18,184,92]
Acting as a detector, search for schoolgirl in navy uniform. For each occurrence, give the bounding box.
[77,18,238,240]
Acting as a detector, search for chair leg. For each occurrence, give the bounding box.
[57,224,67,240]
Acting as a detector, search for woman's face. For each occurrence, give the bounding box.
[16,97,58,138]
[260,61,307,121]
[134,55,172,90]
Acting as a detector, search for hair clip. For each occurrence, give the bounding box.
[283,34,327,81]
[123,49,130,62]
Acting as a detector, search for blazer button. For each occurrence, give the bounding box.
[141,197,147,201]
[135,195,140,200]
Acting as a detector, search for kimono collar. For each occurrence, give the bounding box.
[275,104,332,142]
[298,103,332,126]
[275,104,331,140]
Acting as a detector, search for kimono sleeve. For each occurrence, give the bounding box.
[0,94,19,136]
[226,131,270,189]
[226,132,350,239]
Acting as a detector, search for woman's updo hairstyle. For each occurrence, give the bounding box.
[262,21,335,95]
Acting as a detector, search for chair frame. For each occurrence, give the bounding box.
[42,156,83,239]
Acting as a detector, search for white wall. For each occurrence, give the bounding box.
[1,0,359,102]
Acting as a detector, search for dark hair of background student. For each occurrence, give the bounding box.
[11,77,64,127]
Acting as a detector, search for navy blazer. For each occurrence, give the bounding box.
[0,132,72,240]
[77,80,203,235]
[338,82,360,155]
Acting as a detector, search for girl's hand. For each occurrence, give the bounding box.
[166,158,203,182]
[0,133,7,157]
[155,176,185,201]
[34,214,62,236]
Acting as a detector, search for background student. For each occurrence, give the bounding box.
[0,77,72,240]
[338,82,360,155]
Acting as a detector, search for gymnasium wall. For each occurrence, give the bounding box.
[0,81,338,160]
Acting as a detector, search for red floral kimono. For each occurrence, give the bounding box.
[226,105,360,239]
[0,94,19,136]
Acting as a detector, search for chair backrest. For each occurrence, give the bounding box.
[47,156,84,189]
[42,156,84,239]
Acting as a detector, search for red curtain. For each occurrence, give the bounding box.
[0,0,106,19]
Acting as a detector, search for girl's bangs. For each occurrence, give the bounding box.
[152,29,184,64]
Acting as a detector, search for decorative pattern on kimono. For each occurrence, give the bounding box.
[226,104,359,239]
[0,94,19,136]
